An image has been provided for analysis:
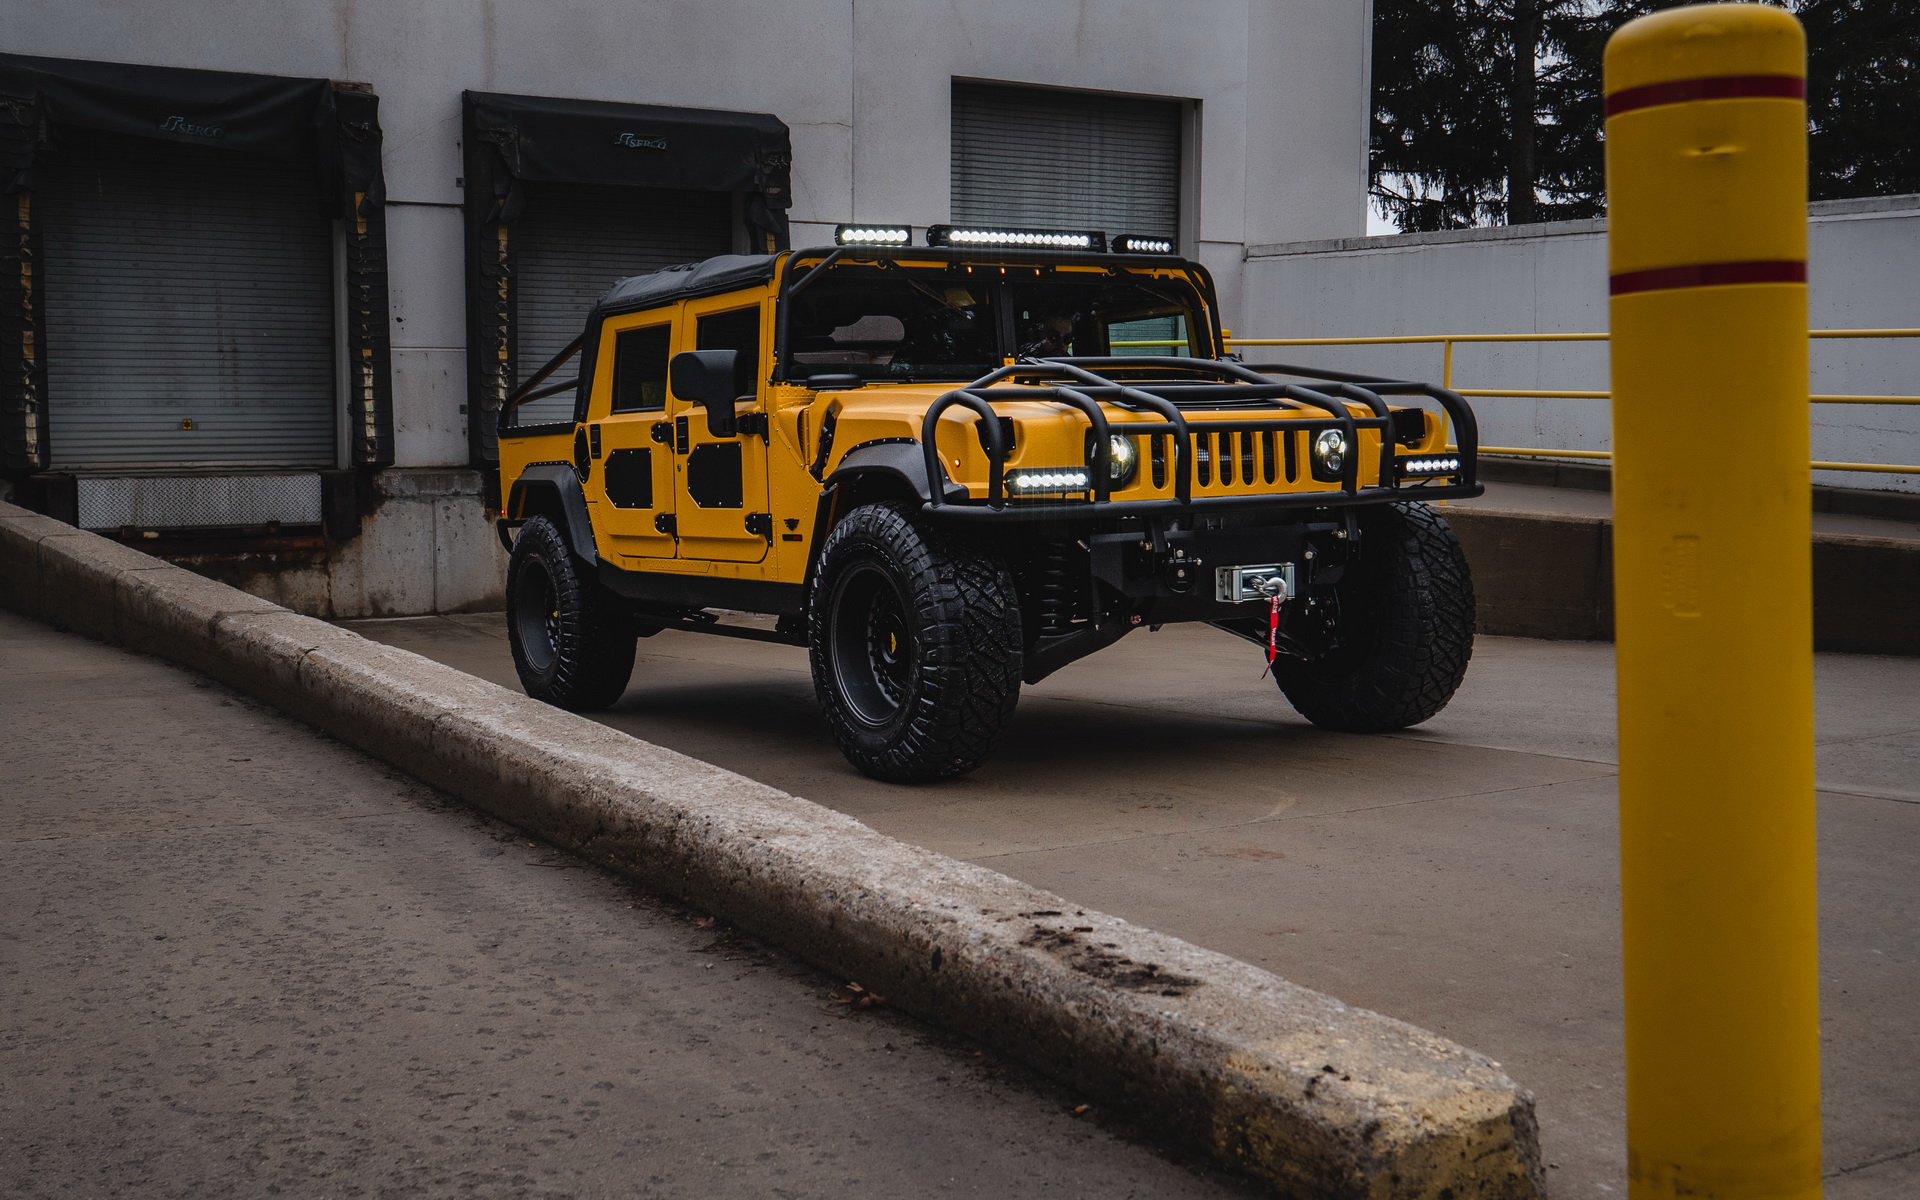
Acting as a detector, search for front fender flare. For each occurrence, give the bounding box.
[823,439,967,504]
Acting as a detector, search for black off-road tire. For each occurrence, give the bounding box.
[808,503,1023,783]
[506,515,637,712]
[1272,502,1474,732]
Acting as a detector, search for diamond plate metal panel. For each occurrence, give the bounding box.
[75,473,324,530]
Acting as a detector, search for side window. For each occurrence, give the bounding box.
[695,307,762,399]
[611,324,672,413]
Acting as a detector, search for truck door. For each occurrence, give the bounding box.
[584,312,679,563]
[668,300,772,564]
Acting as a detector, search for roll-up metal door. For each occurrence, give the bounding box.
[513,182,732,424]
[38,127,336,468]
[951,82,1182,241]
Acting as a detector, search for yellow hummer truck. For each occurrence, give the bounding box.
[495,225,1482,782]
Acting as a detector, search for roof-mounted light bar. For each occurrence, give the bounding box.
[1112,233,1176,255]
[925,224,1107,253]
[834,224,913,246]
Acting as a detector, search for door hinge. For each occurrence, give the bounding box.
[744,512,773,539]
[736,412,769,440]
[654,512,678,536]
[650,421,672,445]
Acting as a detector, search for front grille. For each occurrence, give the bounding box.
[1136,427,1323,496]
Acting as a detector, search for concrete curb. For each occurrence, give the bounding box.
[0,501,1545,1199]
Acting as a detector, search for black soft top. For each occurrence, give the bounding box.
[596,254,780,316]
[594,244,1216,320]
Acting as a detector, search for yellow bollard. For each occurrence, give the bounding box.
[1607,6,1820,1198]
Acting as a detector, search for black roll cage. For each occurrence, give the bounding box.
[916,356,1482,521]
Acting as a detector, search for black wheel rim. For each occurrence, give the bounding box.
[829,564,913,727]
[513,559,562,673]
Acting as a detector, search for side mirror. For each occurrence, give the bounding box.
[669,349,740,438]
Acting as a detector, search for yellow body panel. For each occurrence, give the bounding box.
[1606,7,1821,1198]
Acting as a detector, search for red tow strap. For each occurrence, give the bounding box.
[1260,592,1281,679]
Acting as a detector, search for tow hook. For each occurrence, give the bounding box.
[1166,546,1203,592]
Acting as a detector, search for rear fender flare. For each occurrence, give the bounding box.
[506,462,598,563]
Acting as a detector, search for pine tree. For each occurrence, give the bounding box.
[1371,0,1920,231]
[1801,0,1920,200]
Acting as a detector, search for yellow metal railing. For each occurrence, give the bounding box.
[1111,328,1920,474]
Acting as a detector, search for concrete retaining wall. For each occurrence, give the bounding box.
[1447,506,1920,655]
[0,498,1545,1200]
[0,468,509,621]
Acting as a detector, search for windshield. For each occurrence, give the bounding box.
[781,265,1207,383]
[1007,276,1202,360]
[785,269,998,383]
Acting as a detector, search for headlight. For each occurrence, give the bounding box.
[1088,432,1139,487]
[1311,428,1350,480]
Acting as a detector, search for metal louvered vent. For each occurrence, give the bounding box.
[38,128,336,469]
[75,473,323,530]
[513,182,733,425]
[951,81,1182,242]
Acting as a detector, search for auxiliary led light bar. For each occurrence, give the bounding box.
[925,225,1107,253]
[1007,467,1092,494]
[834,224,913,246]
[1111,234,1176,254]
[1398,455,1462,476]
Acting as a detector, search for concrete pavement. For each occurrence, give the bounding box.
[346,611,1920,1198]
[0,608,1261,1199]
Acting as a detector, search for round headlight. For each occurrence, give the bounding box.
[1090,433,1140,486]
[1312,429,1349,475]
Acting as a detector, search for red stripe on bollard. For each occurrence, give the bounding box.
[1608,259,1807,296]
[1605,73,1804,117]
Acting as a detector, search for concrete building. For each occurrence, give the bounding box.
[2,0,1375,617]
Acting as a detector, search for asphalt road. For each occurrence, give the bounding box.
[0,609,1259,1200]
[344,610,1920,1199]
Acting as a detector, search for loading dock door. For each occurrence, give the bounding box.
[950,81,1182,242]
[511,181,732,426]
[38,127,337,468]
[462,91,792,461]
